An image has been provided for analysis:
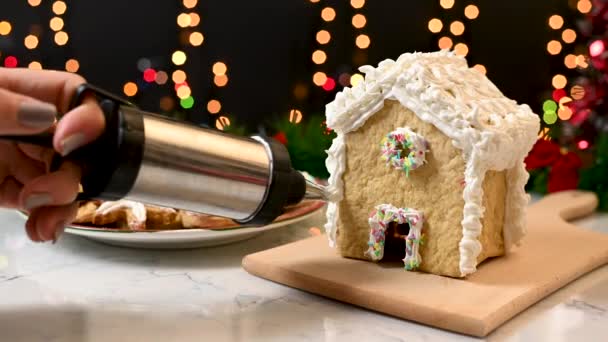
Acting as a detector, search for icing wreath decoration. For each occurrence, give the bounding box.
[381,127,429,176]
[365,204,424,271]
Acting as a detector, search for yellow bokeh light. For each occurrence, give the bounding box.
[450,21,465,36]
[352,14,366,28]
[571,85,585,100]
[123,82,138,97]
[207,100,221,114]
[558,107,573,120]
[350,73,364,87]
[183,0,197,9]
[454,43,469,56]
[464,5,480,20]
[216,116,231,130]
[562,29,576,44]
[54,31,69,46]
[576,54,589,68]
[28,61,42,70]
[313,72,327,86]
[214,74,228,87]
[356,34,370,49]
[0,21,12,36]
[177,13,191,27]
[312,50,327,64]
[28,0,42,7]
[189,32,204,46]
[438,36,453,50]
[547,40,562,55]
[190,13,200,26]
[24,35,39,50]
[473,64,487,75]
[52,1,67,15]
[310,0,320,3]
[65,59,80,73]
[440,0,455,9]
[548,15,564,30]
[212,62,227,76]
[289,109,303,124]
[552,74,567,89]
[350,0,365,9]
[578,0,592,14]
[428,18,443,33]
[172,51,187,65]
[321,7,336,22]
[176,85,192,99]
[172,70,187,83]
[564,54,577,69]
[316,30,331,44]
[50,17,64,31]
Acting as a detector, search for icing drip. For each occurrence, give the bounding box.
[324,50,540,276]
[96,200,147,229]
[365,204,424,271]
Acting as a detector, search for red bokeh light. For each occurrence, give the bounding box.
[552,89,567,102]
[322,77,336,91]
[577,140,589,150]
[4,56,17,68]
[143,68,157,83]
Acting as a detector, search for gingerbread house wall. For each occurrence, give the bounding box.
[336,100,506,277]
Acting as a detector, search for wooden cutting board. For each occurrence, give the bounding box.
[242,191,608,337]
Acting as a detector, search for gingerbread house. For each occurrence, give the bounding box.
[323,50,540,277]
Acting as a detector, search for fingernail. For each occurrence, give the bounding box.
[18,100,57,128]
[53,222,66,244]
[60,133,86,156]
[24,193,53,210]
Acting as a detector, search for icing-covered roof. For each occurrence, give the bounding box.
[323,50,540,277]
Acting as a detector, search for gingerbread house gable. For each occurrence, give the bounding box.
[324,50,540,277]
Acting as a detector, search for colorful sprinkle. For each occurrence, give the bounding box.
[380,127,428,177]
[365,204,425,271]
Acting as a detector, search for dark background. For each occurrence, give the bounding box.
[0,0,574,130]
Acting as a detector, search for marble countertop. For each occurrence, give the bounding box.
[1,206,607,342]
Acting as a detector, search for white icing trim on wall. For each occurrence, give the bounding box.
[324,50,539,276]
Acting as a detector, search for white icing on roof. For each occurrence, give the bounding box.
[324,50,540,276]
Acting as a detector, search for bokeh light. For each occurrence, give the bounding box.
[155,71,169,85]
[313,72,327,86]
[28,0,42,6]
[207,100,221,114]
[558,107,573,120]
[571,85,585,100]
[552,74,567,89]
[24,35,39,49]
[212,62,227,75]
[454,43,469,56]
[352,14,366,28]
[578,140,589,149]
[123,82,138,97]
[350,0,365,9]
[189,32,204,46]
[464,5,479,19]
[160,96,175,111]
[0,21,12,36]
[183,0,197,9]
[350,73,364,87]
[312,50,327,64]
[216,116,231,130]
[440,0,455,9]
[321,7,336,22]
[576,54,589,68]
[578,0,592,14]
[564,54,577,69]
[289,109,303,124]
[143,68,157,82]
[180,96,194,109]
[316,30,331,44]
[589,40,605,57]
[323,77,336,91]
[50,17,64,31]
[177,13,191,27]
[438,36,453,50]
[172,51,187,65]
[547,40,562,55]
[189,13,200,26]
[548,15,564,30]
[214,74,229,87]
[473,64,487,75]
[562,29,576,43]
[355,34,370,49]
[54,31,69,45]
[172,70,187,83]
[450,21,465,36]
[28,61,42,70]
[4,56,18,68]
[52,1,67,15]
[176,85,192,99]
[428,18,443,33]
[65,59,80,73]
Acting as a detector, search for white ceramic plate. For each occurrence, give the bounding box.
[18,201,325,249]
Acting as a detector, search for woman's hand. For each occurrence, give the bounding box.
[0,68,105,242]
